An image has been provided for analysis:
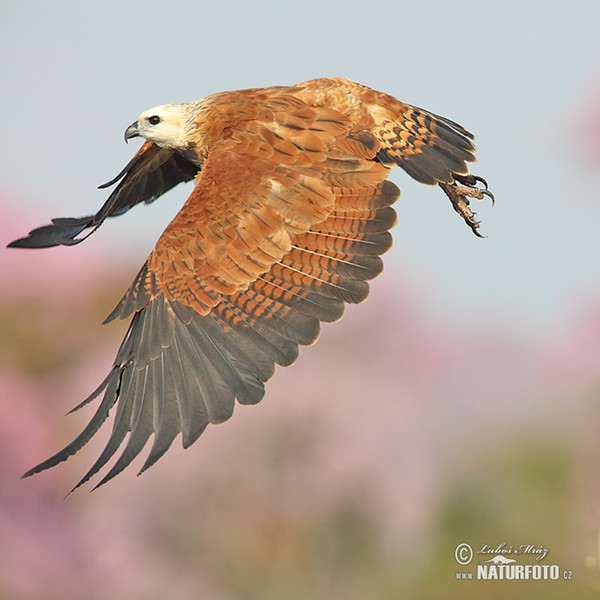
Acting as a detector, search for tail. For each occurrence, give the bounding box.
[373,102,494,235]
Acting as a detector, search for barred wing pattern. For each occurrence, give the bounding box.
[15,77,490,488]
[24,180,399,490]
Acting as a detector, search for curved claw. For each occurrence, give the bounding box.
[454,173,490,191]
[454,173,495,206]
[481,188,495,206]
[439,181,487,238]
[471,225,486,239]
[464,215,486,238]
[470,175,489,190]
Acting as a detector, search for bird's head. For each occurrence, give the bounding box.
[124,104,190,149]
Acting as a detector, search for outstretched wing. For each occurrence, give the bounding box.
[23,99,400,489]
[8,142,197,248]
[24,179,399,490]
[21,80,490,488]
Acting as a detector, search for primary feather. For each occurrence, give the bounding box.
[11,77,492,489]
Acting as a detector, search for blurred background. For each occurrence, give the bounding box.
[1,1,600,598]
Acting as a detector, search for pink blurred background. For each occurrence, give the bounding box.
[3,197,600,598]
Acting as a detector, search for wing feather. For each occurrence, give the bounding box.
[70,365,137,491]
[8,143,197,248]
[25,174,399,486]
[20,77,491,487]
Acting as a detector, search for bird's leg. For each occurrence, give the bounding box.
[439,174,494,238]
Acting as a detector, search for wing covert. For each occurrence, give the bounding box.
[137,102,391,319]
[24,163,400,489]
[19,76,492,488]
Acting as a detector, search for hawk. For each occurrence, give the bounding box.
[10,77,492,490]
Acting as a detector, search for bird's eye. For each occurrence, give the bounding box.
[148,115,161,125]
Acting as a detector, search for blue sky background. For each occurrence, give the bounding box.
[2,1,599,339]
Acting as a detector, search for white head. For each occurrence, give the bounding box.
[124,103,189,149]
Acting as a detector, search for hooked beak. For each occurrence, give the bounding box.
[124,121,140,143]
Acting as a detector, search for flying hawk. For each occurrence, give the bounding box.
[10,77,492,490]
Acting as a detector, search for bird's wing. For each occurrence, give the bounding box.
[22,82,492,488]
[23,99,400,489]
[8,142,197,248]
